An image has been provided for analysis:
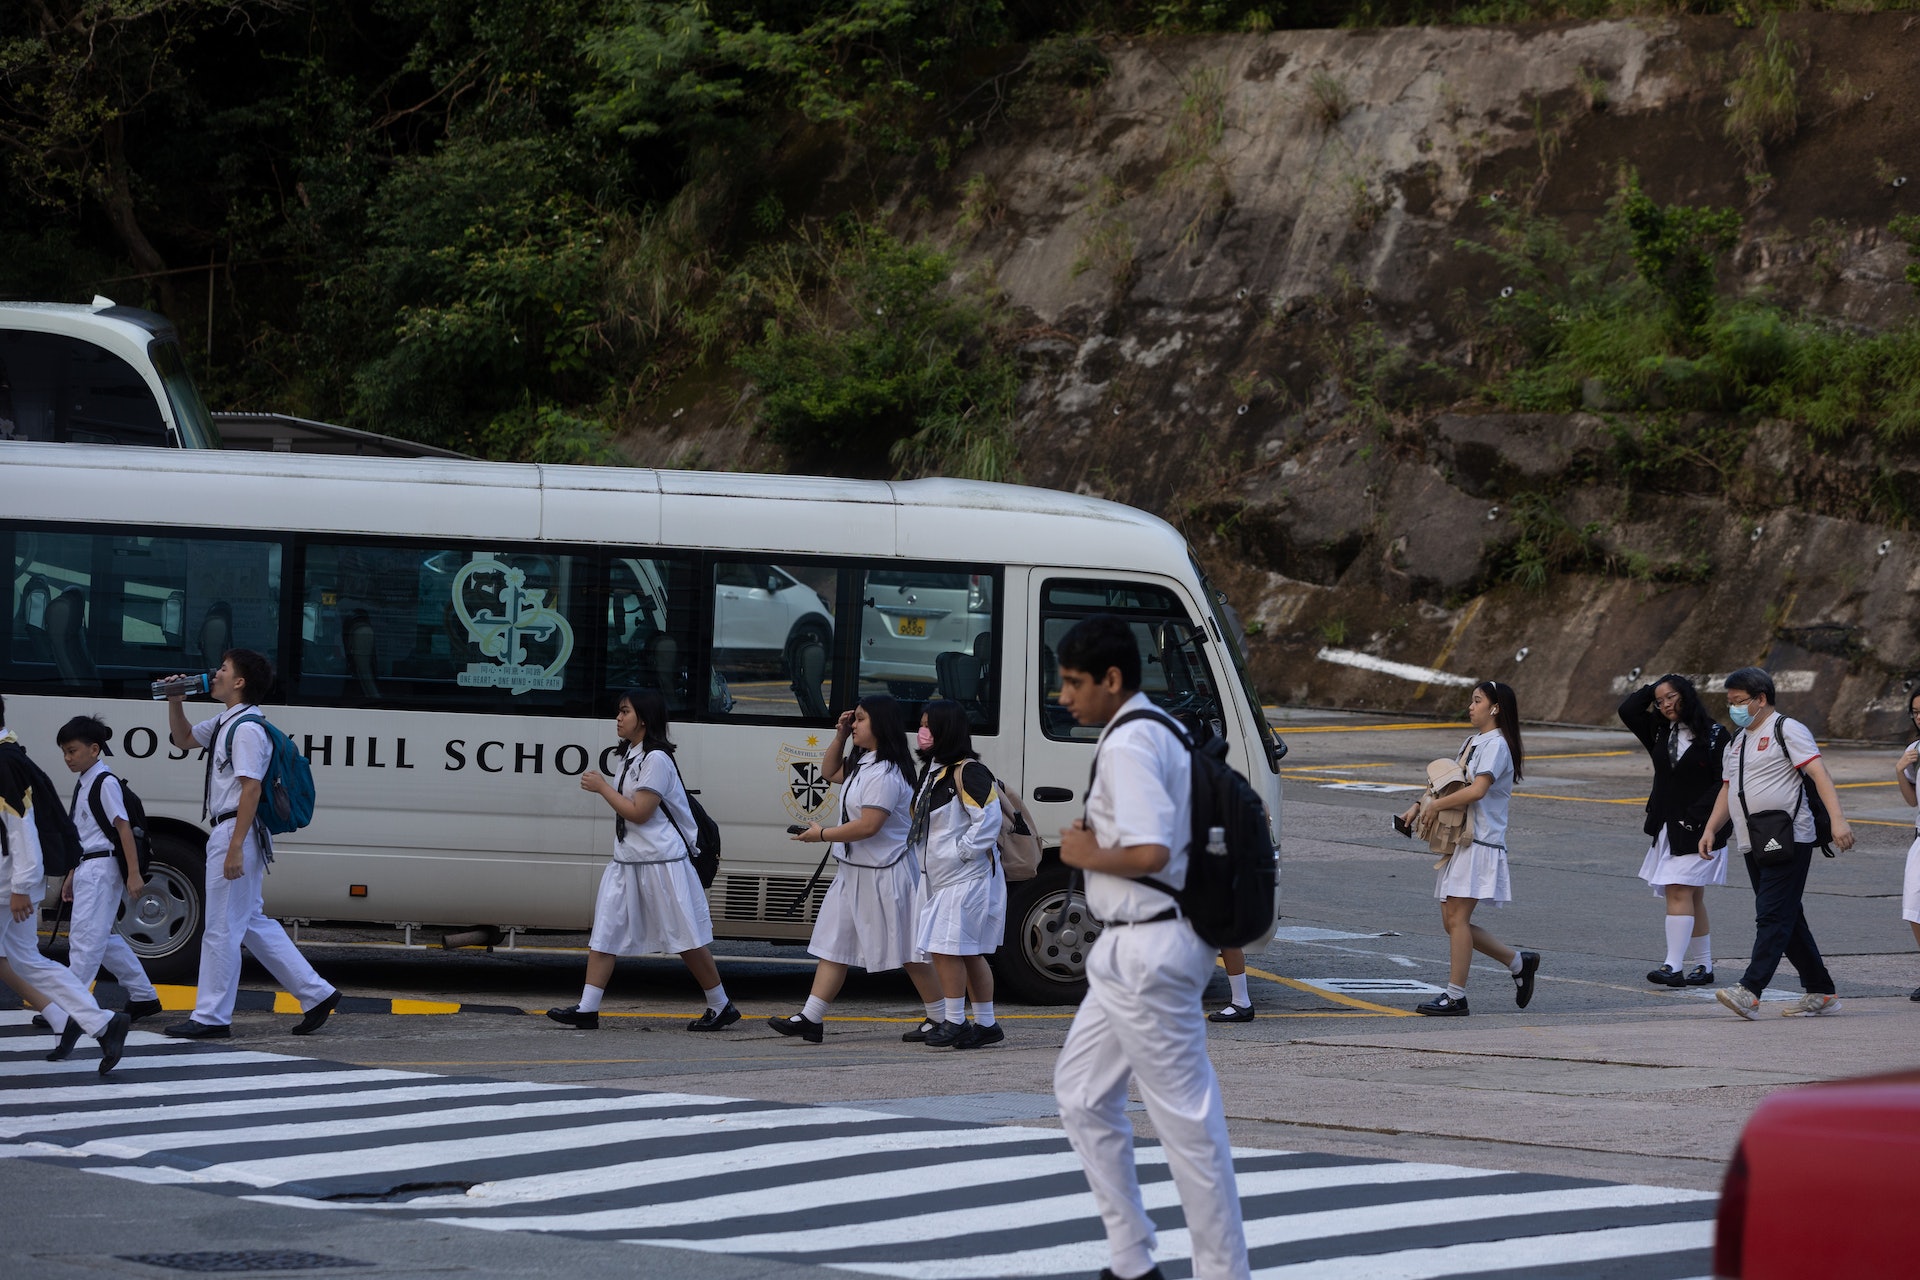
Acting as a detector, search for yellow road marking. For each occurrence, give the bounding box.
[272,992,302,1014]
[392,999,461,1015]
[1277,722,1472,734]
[1511,792,1643,806]
[1529,750,1634,760]
[1238,961,1417,1017]
[1835,781,1897,789]
[1282,761,1397,771]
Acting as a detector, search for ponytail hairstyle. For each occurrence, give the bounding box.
[1651,673,1718,746]
[851,693,916,781]
[1474,679,1526,781]
[915,699,978,770]
[619,688,676,758]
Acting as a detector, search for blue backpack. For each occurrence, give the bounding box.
[221,714,317,835]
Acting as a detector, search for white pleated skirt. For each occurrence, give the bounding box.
[588,858,714,956]
[809,856,919,972]
[1903,835,1920,925]
[915,872,1007,957]
[1434,841,1511,903]
[1638,827,1730,891]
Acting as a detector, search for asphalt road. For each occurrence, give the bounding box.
[6,708,1916,1279]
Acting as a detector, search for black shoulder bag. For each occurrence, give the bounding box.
[1737,733,1801,869]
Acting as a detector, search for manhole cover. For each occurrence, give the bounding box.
[118,1253,372,1274]
[1302,977,1445,995]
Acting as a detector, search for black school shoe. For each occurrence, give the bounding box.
[1680,965,1715,987]
[1415,993,1469,1017]
[546,1005,599,1030]
[1647,964,1680,986]
[46,1020,84,1062]
[1513,951,1541,1009]
[291,989,342,1036]
[1097,1268,1165,1280]
[30,1013,49,1031]
[162,1019,230,1040]
[1208,1003,1255,1023]
[124,998,164,1023]
[924,1020,970,1048]
[768,1012,823,1044]
[956,1022,1004,1049]
[687,1002,740,1032]
[1910,986,1920,1002]
[97,1013,131,1075]
[901,1017,938,1042]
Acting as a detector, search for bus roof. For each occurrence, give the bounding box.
[2,442,1192,571]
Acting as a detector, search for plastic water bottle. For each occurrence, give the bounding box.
[1206,825,1228,857]
[150,672,211,701]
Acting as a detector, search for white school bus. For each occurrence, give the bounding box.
[2,443,1283,1002]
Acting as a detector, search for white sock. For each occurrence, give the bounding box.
[924,1000,943,1024]
[577,984,604,1013]
[1684,932,1711,970]
[42,1003,69,1033]
[943,996,966,1024]
[1664,916,1693,970]
[801,995,830,1023]
[1227,972,1250,1006]
[702,983,728,1011]
[1507,953,1525,975]
[1446,983,1466,1000]
[974,1001,995,1028]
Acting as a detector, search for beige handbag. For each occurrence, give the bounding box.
[1420,741,1478,869]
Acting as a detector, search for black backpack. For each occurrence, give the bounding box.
[0,742,84,877]
[1097,709,1279,949]
[87,772,155,878]
[1783,719,1837,858]
[617,748,722,889]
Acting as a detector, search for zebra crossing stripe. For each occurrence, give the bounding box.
[0,1067,425,1109]
[639,1159,1514,1256]
[0,1080,569,1140]
[1248,1220,1714,1279]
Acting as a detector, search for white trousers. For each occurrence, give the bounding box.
[0,876,112,1037]
[1054,919,1250,1280]
[193,822,333,1026]
[67,858,158,1001]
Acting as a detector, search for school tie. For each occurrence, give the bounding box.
[70,776,82,819]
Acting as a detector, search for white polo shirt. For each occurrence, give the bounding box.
[1722,712,1821,849]
[193,704,271,821]
[1084,692,1192,923]
[70,760,128,856]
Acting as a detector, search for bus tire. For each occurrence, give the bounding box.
[120,829,206,985]
[995,862,1097,1005]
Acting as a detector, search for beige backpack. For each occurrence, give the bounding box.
[944,760,1042,882]
[1421,740,1478,867]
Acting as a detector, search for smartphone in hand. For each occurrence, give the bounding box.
[1392,814,1415,838]
[786,824,810,834]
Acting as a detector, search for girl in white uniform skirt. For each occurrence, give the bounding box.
[909,699,1006,1049]
[547,690,737,1032]
[1618,675,1732,987]
[1896,689,1920,1003]
[1414,680,1541,1017]
[772,694,941,1043]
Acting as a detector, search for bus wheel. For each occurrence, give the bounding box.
[995,863,1096,1005]
[120,831,205,985]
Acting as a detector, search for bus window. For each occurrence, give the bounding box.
[856,566,999,729]
[1036,578,1224,743]
[605,556,701,712]
[0,330,169,446]
[297,542,590,713]
[707,560,839,720]
[5,526,280,690]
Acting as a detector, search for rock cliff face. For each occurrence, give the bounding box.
[627,15,1920,736]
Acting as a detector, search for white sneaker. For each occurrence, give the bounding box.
[1781,992,1842,1017]
[1715,985,1760,1020]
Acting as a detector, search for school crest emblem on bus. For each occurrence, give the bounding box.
[451,552,575,695]
[775,741,836,821]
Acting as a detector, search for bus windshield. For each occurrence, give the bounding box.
[1193,558,1283,771]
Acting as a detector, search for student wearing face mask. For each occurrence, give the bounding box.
[1412,680,1540,1017]
[1698,667,1855,1019]
[1618,676,1732,987]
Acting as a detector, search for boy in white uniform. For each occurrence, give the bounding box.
[37,715,164,1045]
[0,697,131,1071]
[1052,616,1249,1280]
[162,650,340,1039]
[1698,666,1855,1018]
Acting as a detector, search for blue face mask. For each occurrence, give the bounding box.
[1729,703,1753,729]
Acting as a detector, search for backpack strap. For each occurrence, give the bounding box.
[1087,707,1192,905]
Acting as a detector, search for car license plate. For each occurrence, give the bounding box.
[897,616,927,637]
